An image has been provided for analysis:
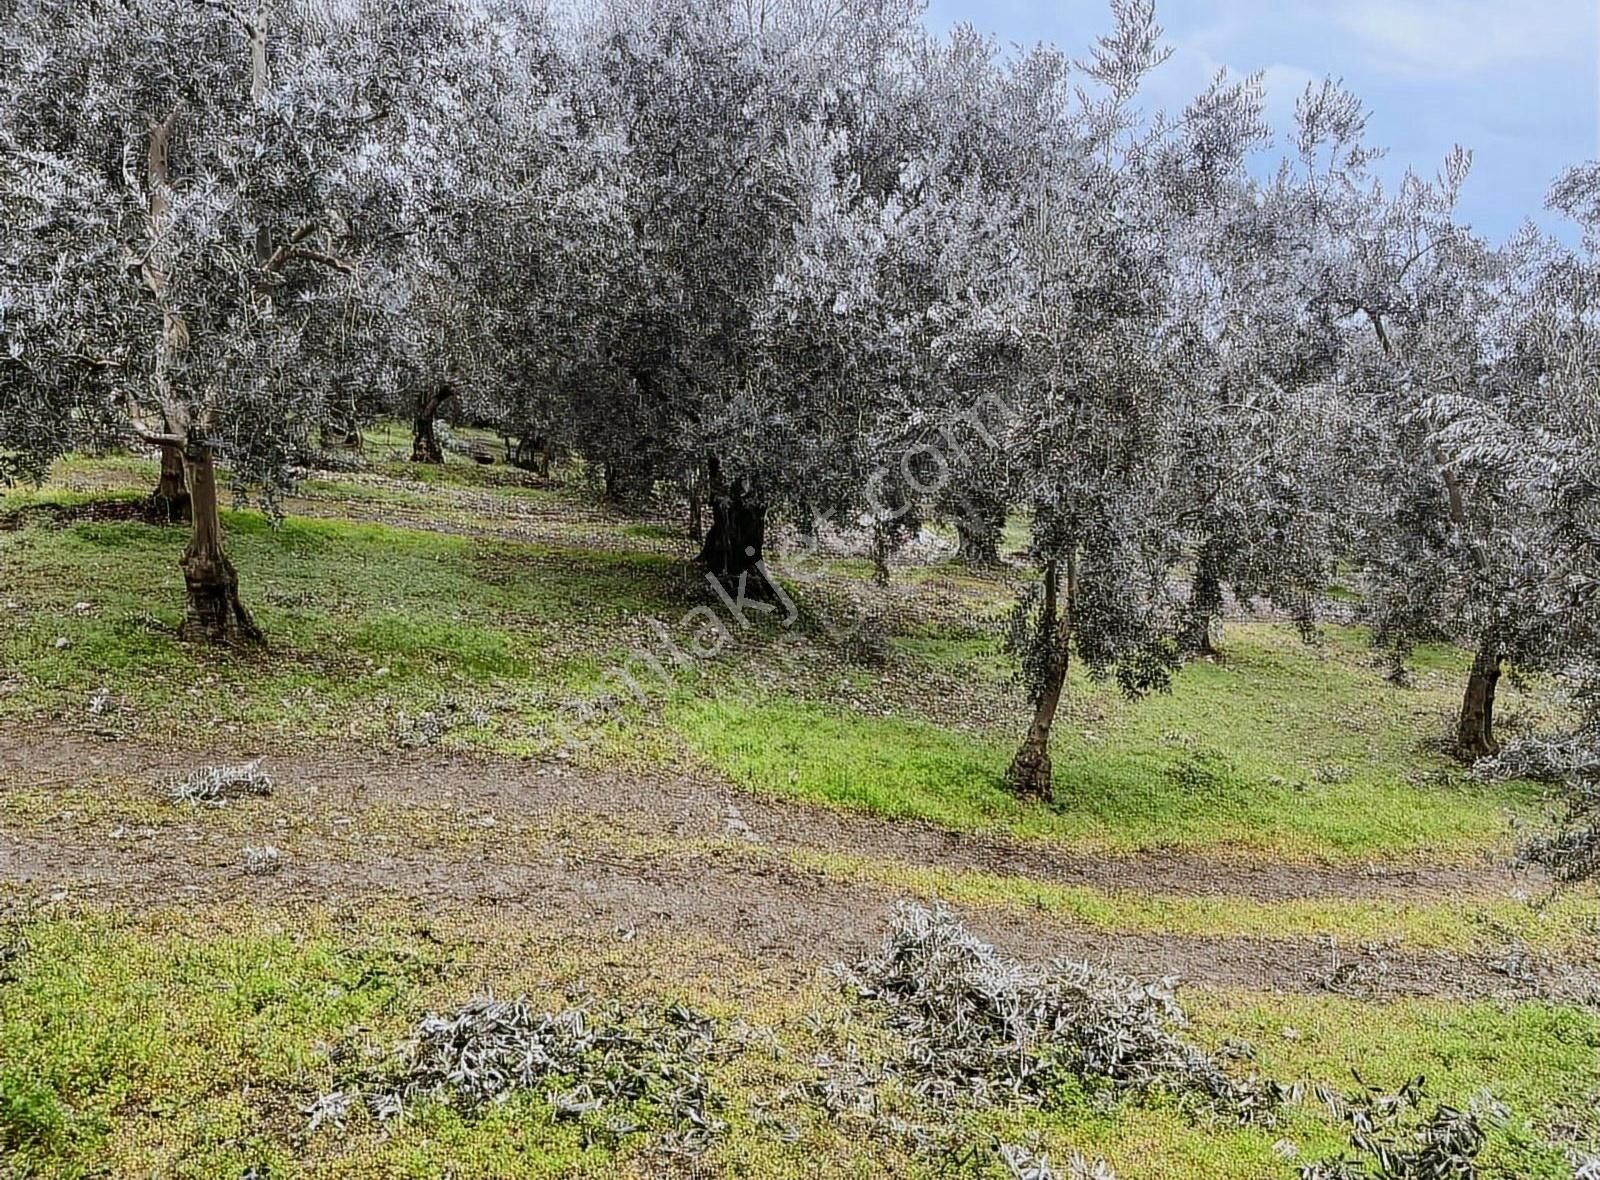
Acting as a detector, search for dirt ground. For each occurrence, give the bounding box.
[2,727,1591,1004]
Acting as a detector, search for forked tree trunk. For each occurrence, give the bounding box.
[145,441,191,524]
[412,382,456,464]
[697,456,772,597]
[1456,645,1502,760]
[1006,555,1074,802]
[180,444,262,645]
[1180,542,1224,657]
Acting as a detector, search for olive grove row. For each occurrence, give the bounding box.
[1,0,1596,799]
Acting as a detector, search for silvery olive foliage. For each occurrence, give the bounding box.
[835,902,1281,1117]
[1449,171,1600,873]
[1276,82,1595,754]
[166,759,273,804]
[0,0,481,500]
[312,992,731,1153]
[1299,1075,1502,1180]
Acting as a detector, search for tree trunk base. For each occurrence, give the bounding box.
[1180,617,1219,659]
[412,426,444,464]
[1456,650,1502,762]
[957,540,1002,568]
[954,520,1002,568]
[181,551,263,646]
[412,382,456,464]
[510,435,549,476]
[698,463,774,599]
[144,487,191,526]
[1005,737,1054,802]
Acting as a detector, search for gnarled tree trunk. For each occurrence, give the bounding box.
[1456,645,1502,760]
[180,443,262,645]
[1006,555,1074,802]
[697,456,772,597]
[412,381,456,464]
[144,441,191,524]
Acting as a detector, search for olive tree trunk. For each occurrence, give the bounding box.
[144,441,191,524]
[948,489,1006,567]
[697,456,772,597]
[1006,555,1074,802]
[179,444,262,644]
[686,470,704,544]
[1180,542,1224,657]
[955,516,1002,567]
[602,454,655,509]
[412,381,456,464]
[1456,645,1502,760]
[510,433,549,477]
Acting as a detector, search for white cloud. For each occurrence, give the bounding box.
[1259,62,1320,132]
[1333,0,1595,77]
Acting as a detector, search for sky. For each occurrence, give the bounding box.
[922,0,1600,244]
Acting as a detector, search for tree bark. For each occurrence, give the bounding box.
[697,456,772,597]
[510,434,548,477]
[955,516,1002,567]
[1006,555,1074,802]
[412,381,456,464]
[949,490,1006,567]
[179,443,262,645]
[144,441,191,524]
[602,453,654,508]
[1456,645,1502,760]
[321,421,362,450]
[687,470,704,544]
[1180,541,1224,657]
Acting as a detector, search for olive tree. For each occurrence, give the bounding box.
[544,0,927,588]
[0,0,449,640]
[922,1,1276,800]
[1451,170,1600,874]
[1289,80,1573,758]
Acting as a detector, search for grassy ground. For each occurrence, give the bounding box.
[1,448,1596,1179]
[1,902,1595,1180]
[0,454,1559,863]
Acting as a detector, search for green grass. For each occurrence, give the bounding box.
[1,907,1593,1180]
[3,462,1558,860]
[0,909,606,1178]
[0,510,681,748]
[672,623,1549,862]
[782,848,1598,954]
[967,992,1600,1179]
[1184,992,1600,1178]
[7,458,1593,1178]
[2,456,1565,863]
